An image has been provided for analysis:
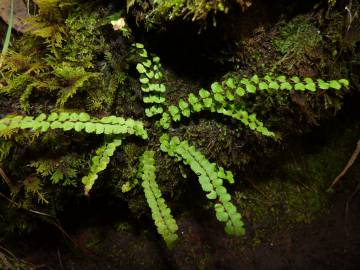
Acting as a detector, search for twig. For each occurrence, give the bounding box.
[344,180,360,237]
[329,139,360,189]
[0,166,15,191]
[57,249,64,270]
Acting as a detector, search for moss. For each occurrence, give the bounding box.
[128,0,252,27]
[235,118,360,244]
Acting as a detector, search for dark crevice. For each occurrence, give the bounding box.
[128,0,320,85]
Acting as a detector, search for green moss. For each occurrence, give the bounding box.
[272,16,322,56]
[235,120,360,243]
[128,0,252,27]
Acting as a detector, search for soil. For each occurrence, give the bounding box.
[2,187,360,270]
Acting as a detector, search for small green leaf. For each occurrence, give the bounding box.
[79,112,91,122]
[246,84,257,93]
[85,123,96,133]
[259,82,268,91]
[216,211,229,222]
[181,108,191,117]
[188,93,199,105]
[338,79,349,87]
[178,99,189,111]
[47,113,59,122]
[225,78,236,89]
[251,75,259,84]
[211,82,223,93]
[226,91,235,101]
[63,122,74,131]
[294,83,306,91]
[139,76,149,84]
[139,49,148,58]
[304,77,314,84]
[236,87,245,96]
[318,80,330,90]
[329,80,341,90]
[214,93,225,103]
[269,81,280,90]
[142,59,152,67]
[199,89,210,98]
[276,75,286,82]
[136,63,146,73]
[280,82,292,90]
[206,191,217,200]
[146,70,154,78]
[291,76,300,83]
[203,98,213,108]
[74,122,85,132]
[264,75,272,82]
[305,82,316,92]
[193,102,203,112]
[35,113,46,122]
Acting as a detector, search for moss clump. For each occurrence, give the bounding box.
[127,0,252,27]
[235,118,360,244]
[0,4,125,114]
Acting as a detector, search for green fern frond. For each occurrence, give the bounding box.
[0,51,45,75]
[160,89,274,137]
[29,154,84,186]
[0,73,34,96]
[0,140,12,161]
[160,134,245,236]
[33,0,75,12]
[159,75,349,135]
[25,16,66,50]
[23,176,49,204]
[133,43,167,117]
[0,113,148,139]
[82,137,122,195]
[138,150,178,247]
[53,63,101,107]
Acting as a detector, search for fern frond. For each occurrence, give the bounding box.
[159,75,349,135]
[29,154,83,186]
[0,51,45,75]
[25,16,66,49]
[33,0,73,12]
[0,140,12,161]
[160,134,245,236]
[133,43,167,117]
[23,176,49,204]
[160,90,274,137]
[0,73,34,96]
[20,82,37,112]
[82,137,122,195]
[0,113,148,139]
[53,63,101,107]
[138,150,178,247]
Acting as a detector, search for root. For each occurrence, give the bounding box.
[329,138,360,189]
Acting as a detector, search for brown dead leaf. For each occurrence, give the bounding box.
[0,0,30,32]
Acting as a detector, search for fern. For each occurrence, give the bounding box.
[160,134,245,236]
[23,176,49,204]
[138,150,178,247]
[0,112,148,139]
[134,43,167,117]
[29,154,84,186]
[159,84,275,137]
[159,75,349,136]
[82,137,122,195]
[53,63,101,108]
[24,0,75,55]
[0,140,12,161]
